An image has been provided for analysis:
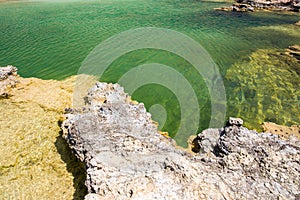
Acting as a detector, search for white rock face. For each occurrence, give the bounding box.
[62,82,300,200]
[0,65,18,98]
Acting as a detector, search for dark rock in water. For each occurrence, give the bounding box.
[63,82,300,200]
[286,45,300,61]
[232,3,255,12]
[292,0,300,11]
[0,65,18,98]
[214,3,254,12]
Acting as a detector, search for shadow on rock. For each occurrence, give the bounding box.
[55,120,88,200]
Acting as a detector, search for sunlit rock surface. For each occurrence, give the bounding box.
[0,66,87,199]
[1,65,299,199]
[262,122,300,139]
[215,0,300,12]
[0,65,18,98]
[63,82,300,200]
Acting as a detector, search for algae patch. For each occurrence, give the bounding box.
[226,48,300,130]
[0,76,87,199]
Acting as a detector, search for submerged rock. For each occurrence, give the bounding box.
[63,82,300,200]
[286,45,300,61]
[214,3,254,12]
[226,48,300,130]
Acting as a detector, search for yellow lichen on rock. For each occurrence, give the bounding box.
[262,122,300,139]
[0,75,87,199]
[158,131,170,138]
[9,77,75,111]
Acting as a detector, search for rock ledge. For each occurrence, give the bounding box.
[63,82,300,200]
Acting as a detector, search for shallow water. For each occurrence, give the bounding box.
[1,0,299,146]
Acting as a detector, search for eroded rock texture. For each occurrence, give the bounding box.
[262,122,300,139]
[0,65,18,98]
[214,0,300,13]
[63,82,300,200]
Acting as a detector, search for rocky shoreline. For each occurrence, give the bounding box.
[62,81,300,199]
[215,0,300,12]
[1,66,300,199]
[0,66,87,199]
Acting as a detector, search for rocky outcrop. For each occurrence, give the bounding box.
[63,82,300,200]
[215,0,300,12]
[0,65,18,98]
[214,3,254,12]
[247,0,300,11]
[2,65,299,199]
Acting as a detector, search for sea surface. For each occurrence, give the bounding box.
[1,0,299,146]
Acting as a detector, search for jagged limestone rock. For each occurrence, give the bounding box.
[63,82,300,200]
[0,65,18,98]
[227,117,243,126]
[0,65,17,80]
[214,0,300,12]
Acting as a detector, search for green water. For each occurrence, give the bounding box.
[1,0,299,146]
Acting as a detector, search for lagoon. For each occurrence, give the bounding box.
[0,0,299,145]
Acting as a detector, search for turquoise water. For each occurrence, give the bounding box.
[1,0,299,146]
